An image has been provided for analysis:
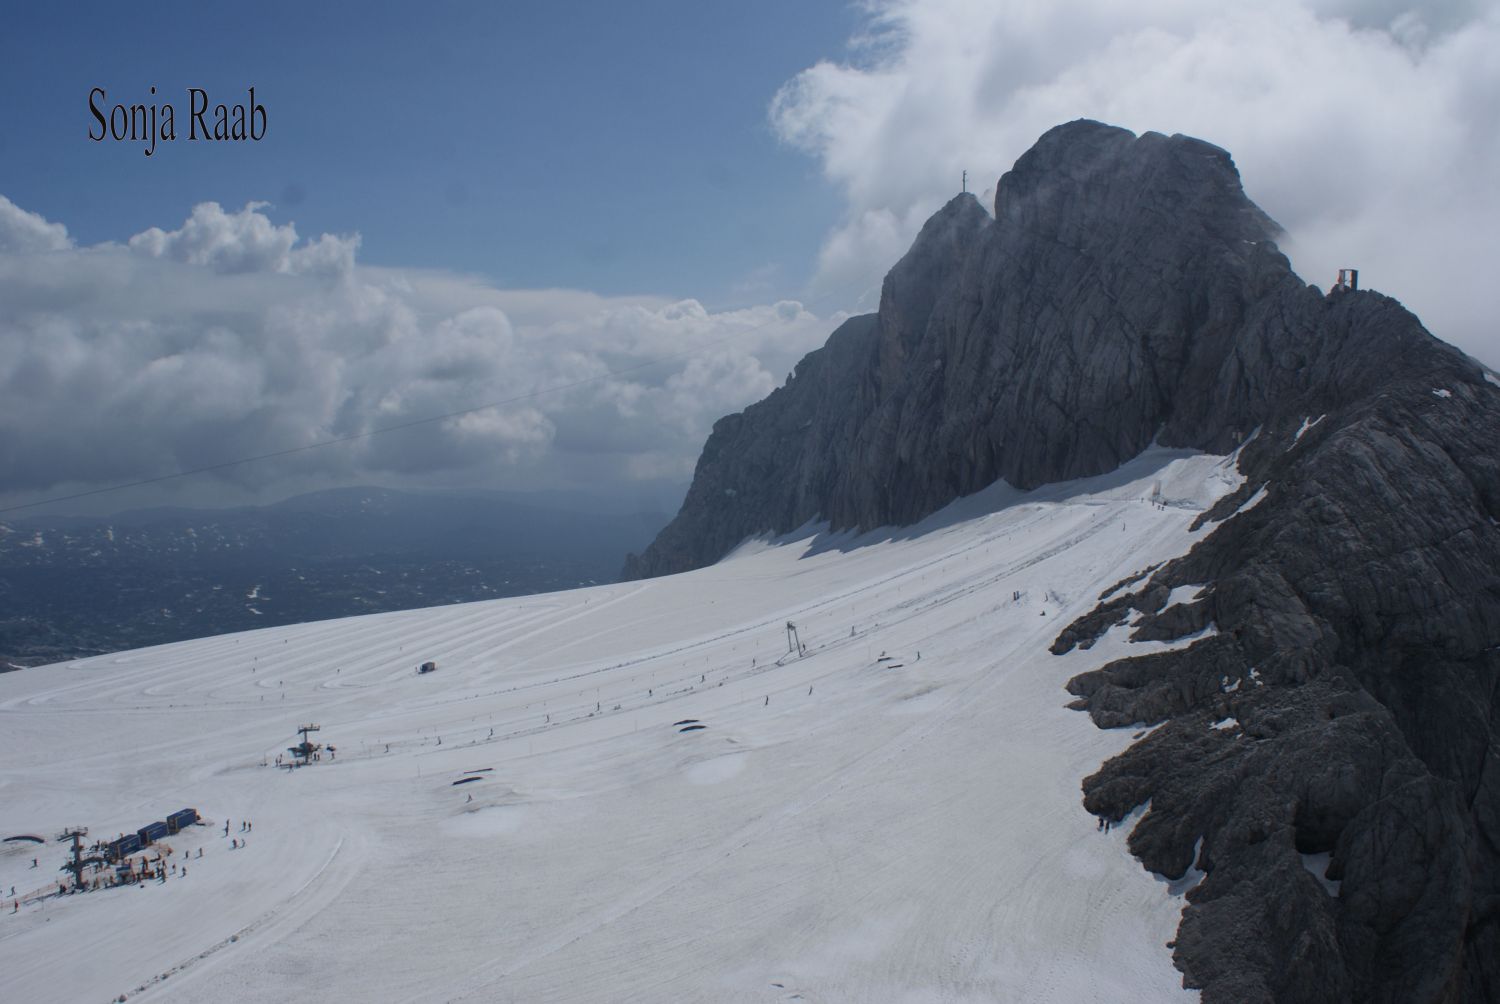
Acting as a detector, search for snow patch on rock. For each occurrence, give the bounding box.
[1299,851,1341,897]
[1292,415,1326,443]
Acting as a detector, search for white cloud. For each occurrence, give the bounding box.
[0,194,72,254]
[0,200,837,512]
[127,200,359,277]
[772,0,1500,364]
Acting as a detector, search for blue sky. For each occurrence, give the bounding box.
[2,1,859,304]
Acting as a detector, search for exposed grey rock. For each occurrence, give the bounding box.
[626,119,1500,1000]
[1058,361,1500,1001]
[622,312,882,580]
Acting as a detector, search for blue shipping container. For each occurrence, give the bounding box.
[167,809,198,833]
[137,821,169,845]
[108,833,142,861]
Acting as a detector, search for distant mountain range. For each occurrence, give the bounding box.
[0,486,674,668]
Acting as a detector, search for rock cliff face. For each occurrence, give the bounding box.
[625,120,1500,1001]
[1054,338,1500,1002]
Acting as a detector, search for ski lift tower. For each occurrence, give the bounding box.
[786,622,805,658]
[57,826,88,890]
[289,723,323,767]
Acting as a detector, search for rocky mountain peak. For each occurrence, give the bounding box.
[624,120,1403,580]
[995,119,1267,235]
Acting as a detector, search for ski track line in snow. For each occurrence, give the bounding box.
[421,570,1110,1004]
[2,599,616,773]
[354,504,1161,785]
[576,510,1067,672]
[12,591,573,714]
[484,504,1070,700]
[129,833,357,1002]
[382,509,1120,775]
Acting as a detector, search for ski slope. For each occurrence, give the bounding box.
[0,447,1241,1003]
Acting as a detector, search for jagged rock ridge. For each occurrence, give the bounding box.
[626,120,1500,1002]
[1053,327,1500,1001]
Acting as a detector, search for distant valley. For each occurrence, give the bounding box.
[0,486,673,668]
